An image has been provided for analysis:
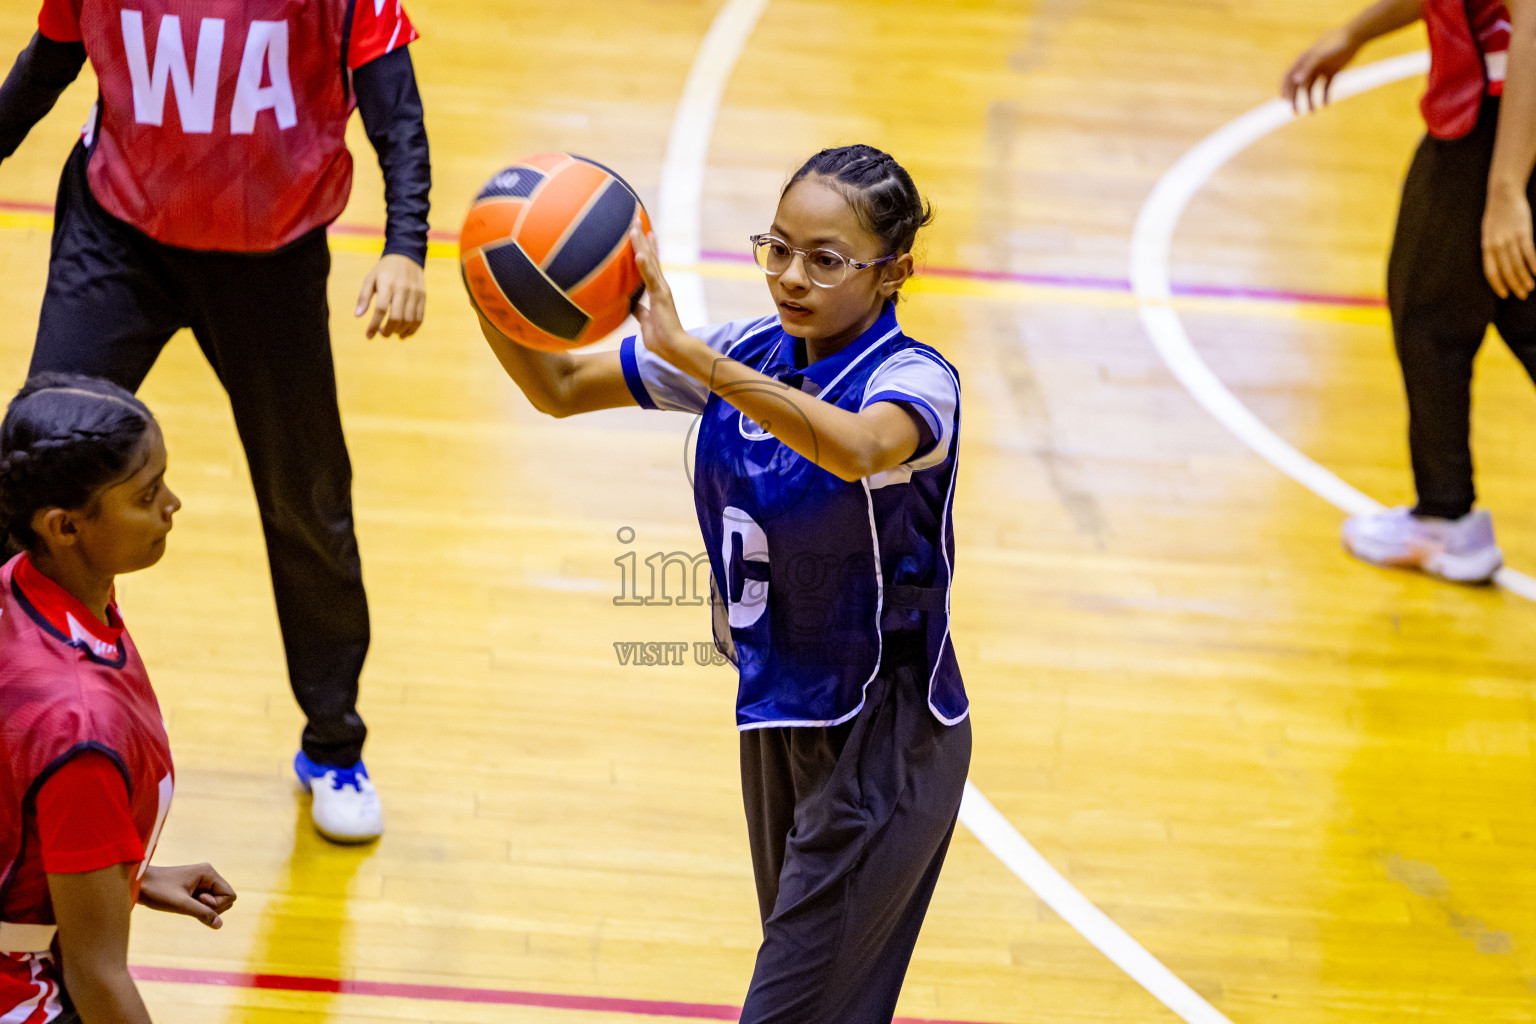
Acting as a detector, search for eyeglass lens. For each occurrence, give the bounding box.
[752,237,851,287]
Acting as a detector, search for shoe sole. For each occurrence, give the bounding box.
[311,823,383,845]
[1343,535,1502,584]
[1424,546,1504,584]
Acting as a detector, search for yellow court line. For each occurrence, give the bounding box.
[0,212,1387,327]
[0,211,54,232]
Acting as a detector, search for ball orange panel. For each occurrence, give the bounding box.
[578,297,637,346]
[568,241,641,316]
[518,152,572,174]
[459,199,528,254]
[514,162,612,265]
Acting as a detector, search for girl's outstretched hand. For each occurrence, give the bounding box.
[1280,26,1358,114]
[629,216,692,366]
[138,863,237,929]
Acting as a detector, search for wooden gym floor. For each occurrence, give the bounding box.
[0,1,1533,1021]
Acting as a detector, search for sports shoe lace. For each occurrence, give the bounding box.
[324,765,368,791]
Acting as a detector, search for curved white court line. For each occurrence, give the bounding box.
[658,4,1235,1023]
[657,0,771,329]
[1130,52,1536,602]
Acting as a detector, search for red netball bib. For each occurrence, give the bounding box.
[38,0,416,251]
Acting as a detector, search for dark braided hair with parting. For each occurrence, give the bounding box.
[785,144,935,265]
[0,374,155,556]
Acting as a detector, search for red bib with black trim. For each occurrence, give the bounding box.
[37,0,417,250]
[0,554,174,922]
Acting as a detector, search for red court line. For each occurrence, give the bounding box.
[0,199,51,215]
[1170,280,1385,307]
[129,965,1003,1023]
[0,197,1385,310]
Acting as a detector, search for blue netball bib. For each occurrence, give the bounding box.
[683,305,967,728]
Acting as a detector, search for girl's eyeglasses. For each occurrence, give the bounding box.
[749,234,896,289]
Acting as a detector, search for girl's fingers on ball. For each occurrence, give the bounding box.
[636,251,662,287]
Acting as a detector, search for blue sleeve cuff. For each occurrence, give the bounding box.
[619,336,657,410]
[864,388,943,453]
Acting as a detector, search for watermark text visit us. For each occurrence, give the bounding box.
[614,641,729,667]
[612,527,727,666]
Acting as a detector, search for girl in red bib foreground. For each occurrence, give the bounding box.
[0,375,234,1024]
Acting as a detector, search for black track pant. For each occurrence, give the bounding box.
[738,634,971,1024]
[1388,97,1536,520]
[30,143,369,766]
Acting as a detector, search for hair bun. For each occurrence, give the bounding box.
[0,374,154,554]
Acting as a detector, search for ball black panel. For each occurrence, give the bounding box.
[476,166,546,202]
[544,181,637,291]
[481,241,591,341]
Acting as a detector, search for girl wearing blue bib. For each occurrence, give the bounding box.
[479,145,970,1023]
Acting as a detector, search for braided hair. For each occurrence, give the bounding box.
[0,374,155,555]
[785,145,934,260]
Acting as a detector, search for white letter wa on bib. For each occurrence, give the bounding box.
[118,12,297,134]
[231,21,297,134]
[120,10,223,132]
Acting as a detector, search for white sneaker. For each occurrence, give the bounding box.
[294,752,384,843]
[1342,507,1503,583]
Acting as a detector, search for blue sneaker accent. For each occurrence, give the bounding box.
[293,751,370,792]
[293,750,384,842]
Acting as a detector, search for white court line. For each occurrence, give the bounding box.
[657,0,771,329]
[1130,52,1536,603]
[660,3,1236,1022]
[962,784,1232,1024]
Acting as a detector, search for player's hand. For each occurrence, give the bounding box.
[356,253,427,339]
[137,863,237,929]
[629,215,691,365]
[1482,183,1536,300]
[1282,27,1360,113]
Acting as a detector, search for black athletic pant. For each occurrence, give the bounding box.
[738,633,971,1024]
[30,143,369,767]
[1388,97,1536,520]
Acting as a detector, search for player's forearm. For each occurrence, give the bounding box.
[1341,0,1423,46]
[478,315,579,414]
[63,961,154,1024]
[1489,2,1536,196]
[0,33,86,162]
[477,315,635,415]
[667,336,901,482]
[355,48,431,266]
